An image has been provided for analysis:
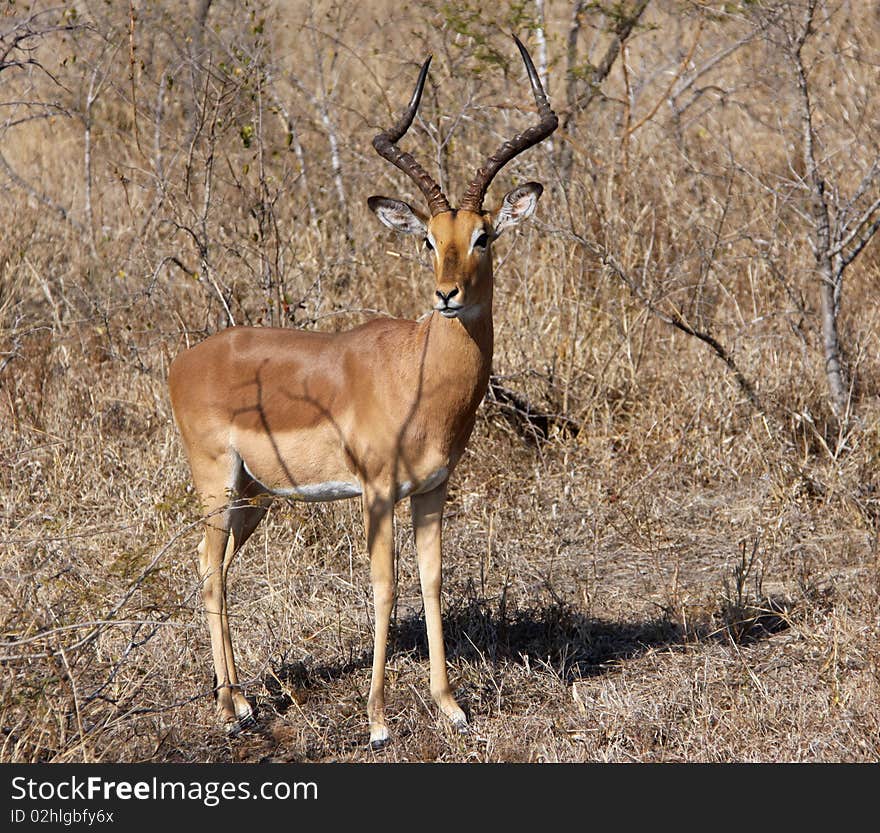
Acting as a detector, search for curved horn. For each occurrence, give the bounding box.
[372,57,451,217]
[459,35,558,214]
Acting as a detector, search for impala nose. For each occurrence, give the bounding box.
[435,287,459,304]
[434,286,461,318]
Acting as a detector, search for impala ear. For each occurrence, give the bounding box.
[491,182,543,236]
[368,196,428,236]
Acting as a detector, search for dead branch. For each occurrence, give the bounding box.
[602,251,764,414]
[558,0,651,183]
[488,375,580,445]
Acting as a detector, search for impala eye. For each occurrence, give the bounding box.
[474,233,490,249]
[424,237,434,251]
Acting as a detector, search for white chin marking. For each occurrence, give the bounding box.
[437,305,480,322]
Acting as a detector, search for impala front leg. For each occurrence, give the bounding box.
[197,522,253,731]
[411,482,467,733]
[364,488,395,749]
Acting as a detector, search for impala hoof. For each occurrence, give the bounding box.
[441,700,468,734]
[369,726,390,751]
[224,714,256,736]
[222,702,256,736]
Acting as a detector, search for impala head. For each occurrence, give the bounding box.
[368,36,558,322]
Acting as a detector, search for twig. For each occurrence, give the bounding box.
[602,251,764,413]
[0,514,214,662]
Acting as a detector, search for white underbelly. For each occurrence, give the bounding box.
[395,466,449,500]
[240,457,448,503]
[273,480,363,501]
[239,457,361,502]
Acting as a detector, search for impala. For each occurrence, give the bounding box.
[168,36,557,748]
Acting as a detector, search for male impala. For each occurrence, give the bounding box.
[169,36,557,748]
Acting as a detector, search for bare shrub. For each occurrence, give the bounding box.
[1,0,878,762]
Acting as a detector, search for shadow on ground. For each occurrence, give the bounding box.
[262,593,791,712]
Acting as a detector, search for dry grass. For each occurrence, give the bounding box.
[1,0,879,763]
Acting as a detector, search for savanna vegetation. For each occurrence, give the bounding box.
[1,0,878,762]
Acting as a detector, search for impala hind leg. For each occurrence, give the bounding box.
[411,482,467,733]
[193,458,272,732]
[363,488,395,749]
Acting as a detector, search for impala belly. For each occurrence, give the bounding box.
[240,456,363,502]
[230,419,354,497]
[234,467,450,503]
[230,387,454,503]
[238,458,451,502]
[395,466,449,500]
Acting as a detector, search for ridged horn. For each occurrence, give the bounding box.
[372,57,451,217]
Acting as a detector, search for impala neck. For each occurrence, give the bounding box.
[430,260,494,364]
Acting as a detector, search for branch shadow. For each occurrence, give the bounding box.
[262,649,372,713]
